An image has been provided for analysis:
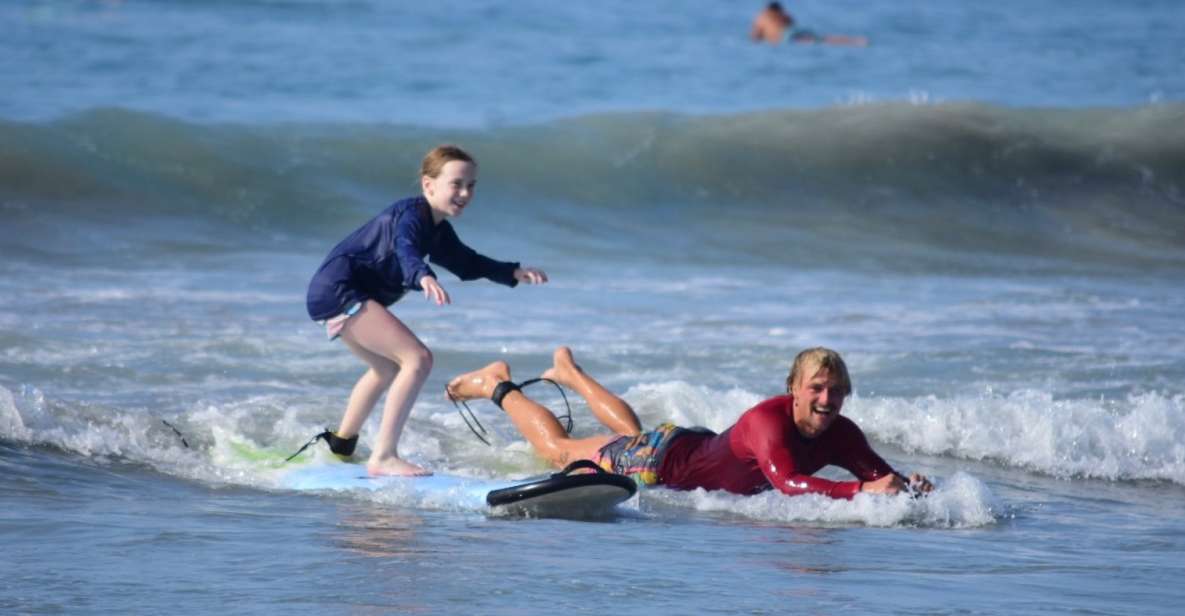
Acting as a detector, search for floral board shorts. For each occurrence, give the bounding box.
[595,422,694,486]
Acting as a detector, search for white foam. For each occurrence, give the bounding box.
[605,382,1185,489]
[11,374,1177,525]
[0,382,999,525]
[622,381,763,432]
[647,471,998,528]
[0,385,33,440]
[0,383,215,481]
[850,390,1185,484]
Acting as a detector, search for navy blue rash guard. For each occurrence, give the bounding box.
[306,196,520,321]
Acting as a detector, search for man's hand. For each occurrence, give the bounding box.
[514,267,548,285]
[421,275,451,305]
[862,473,933,496]
[906,473,934,494]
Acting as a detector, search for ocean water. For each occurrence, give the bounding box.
[3,0,1185,614]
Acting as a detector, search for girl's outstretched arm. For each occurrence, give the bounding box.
[429,221,519,286]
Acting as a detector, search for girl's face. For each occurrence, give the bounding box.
[422,160,477,223]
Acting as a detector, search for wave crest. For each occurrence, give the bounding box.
[852,389,1185,485]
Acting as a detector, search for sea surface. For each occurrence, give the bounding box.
[3,1,1185,614]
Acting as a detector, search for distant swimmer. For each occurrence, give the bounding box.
[447,346,933,499]
[750,2,869,47]
[304,144,548,477]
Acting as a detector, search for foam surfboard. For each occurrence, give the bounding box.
[280,459,637,518]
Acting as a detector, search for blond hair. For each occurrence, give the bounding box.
[420,144,476,178]
[786,347,852,395]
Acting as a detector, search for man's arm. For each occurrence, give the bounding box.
[831,418,934,496]
[831,417,896,483]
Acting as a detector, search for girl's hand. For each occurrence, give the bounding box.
[514,267,548,285]
[420,275,451,306]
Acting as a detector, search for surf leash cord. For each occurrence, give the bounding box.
[161,420,190,448]
[284,430,359,462]
[451,377,573,446]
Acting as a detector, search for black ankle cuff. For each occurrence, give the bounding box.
[325,431,358,457]
[491,381,522,409]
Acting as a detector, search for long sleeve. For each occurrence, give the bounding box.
[390,201,437,290]
[428,221,519,287]
[829,423,896,490]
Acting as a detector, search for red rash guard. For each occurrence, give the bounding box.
[657,395,895,499]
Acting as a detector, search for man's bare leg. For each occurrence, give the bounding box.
[541,346,641,437]
[446,361,617,468]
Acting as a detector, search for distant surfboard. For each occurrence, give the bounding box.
[280,459,637,519]
[789,28,869,47]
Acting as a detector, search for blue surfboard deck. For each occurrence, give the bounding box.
[281,463,502,509]
[280,461,637,518]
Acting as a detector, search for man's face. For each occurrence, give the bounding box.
[790,368,846,438]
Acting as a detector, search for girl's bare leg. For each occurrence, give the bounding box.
[541,346,641,436]
[446,362,617,468]
[336,342,395,439]
[339,301,432,476]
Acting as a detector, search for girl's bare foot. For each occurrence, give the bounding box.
[445,361,511,401]
[540,346,581,387]
[367,455,432,477]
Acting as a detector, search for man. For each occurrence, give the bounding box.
[750,2,794,44]
[446,346,932,499]
[750,2,869,47]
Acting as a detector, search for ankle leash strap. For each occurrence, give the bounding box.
[449,378,574,447]
[284,429,358,462]
[491,381,522,409]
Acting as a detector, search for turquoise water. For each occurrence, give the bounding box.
[3,1,1185,614]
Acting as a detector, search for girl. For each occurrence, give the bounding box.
[305,144,547,476]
